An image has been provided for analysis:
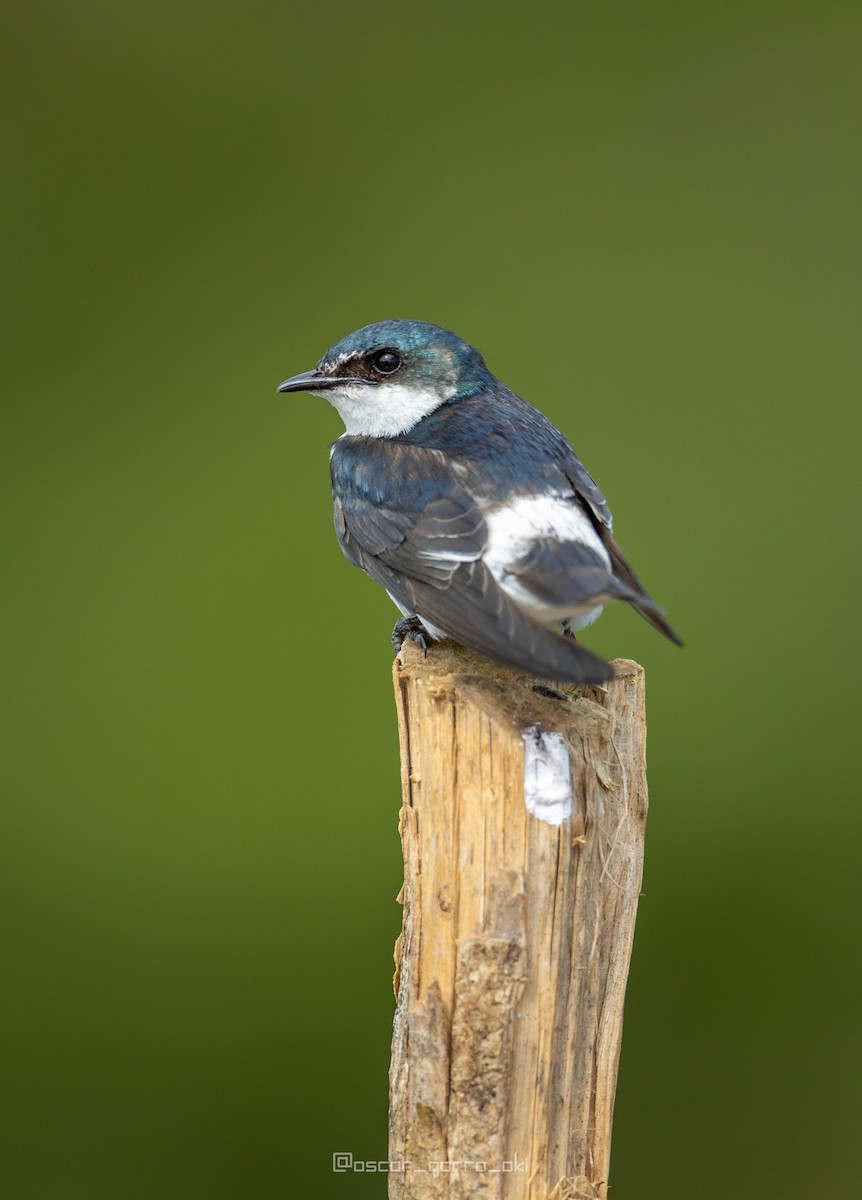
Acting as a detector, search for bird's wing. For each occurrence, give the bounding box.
[561,456,613,530]
[560,454,682,647]
[333,445,614,684]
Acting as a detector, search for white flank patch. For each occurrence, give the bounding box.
[483,492,611,623]
[523,727,572,825]
[385,589,411,618]
[415,614,447,641]
[567,604,604,631]
[314,379,452,438]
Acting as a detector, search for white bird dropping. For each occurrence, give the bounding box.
[522,727,573,826]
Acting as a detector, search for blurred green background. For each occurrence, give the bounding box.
[3,1,859,1196]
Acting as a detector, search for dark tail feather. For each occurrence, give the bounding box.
[631,601,683,647]
[598,528,683,647]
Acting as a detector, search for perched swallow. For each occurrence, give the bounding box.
[278,320,680,684]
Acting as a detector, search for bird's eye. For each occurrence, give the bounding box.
[372,349,402,375]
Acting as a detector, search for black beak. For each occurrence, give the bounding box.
[277,370,366,394]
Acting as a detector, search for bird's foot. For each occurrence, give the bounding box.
[561,620,578,642]
[392,614,429,657]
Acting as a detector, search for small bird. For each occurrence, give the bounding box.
[278,320,680,684]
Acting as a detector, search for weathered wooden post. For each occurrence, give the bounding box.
[388,640,648,1200]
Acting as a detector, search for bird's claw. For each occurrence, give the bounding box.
[392,615,429,657]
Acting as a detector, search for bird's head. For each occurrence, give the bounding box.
[278,320,492,437]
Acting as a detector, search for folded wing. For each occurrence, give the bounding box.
[335,482,615,684]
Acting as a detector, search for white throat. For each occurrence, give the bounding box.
[315,379,452,438]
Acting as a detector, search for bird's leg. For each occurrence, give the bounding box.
[561,619,578,642]
[392,614,429,656]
